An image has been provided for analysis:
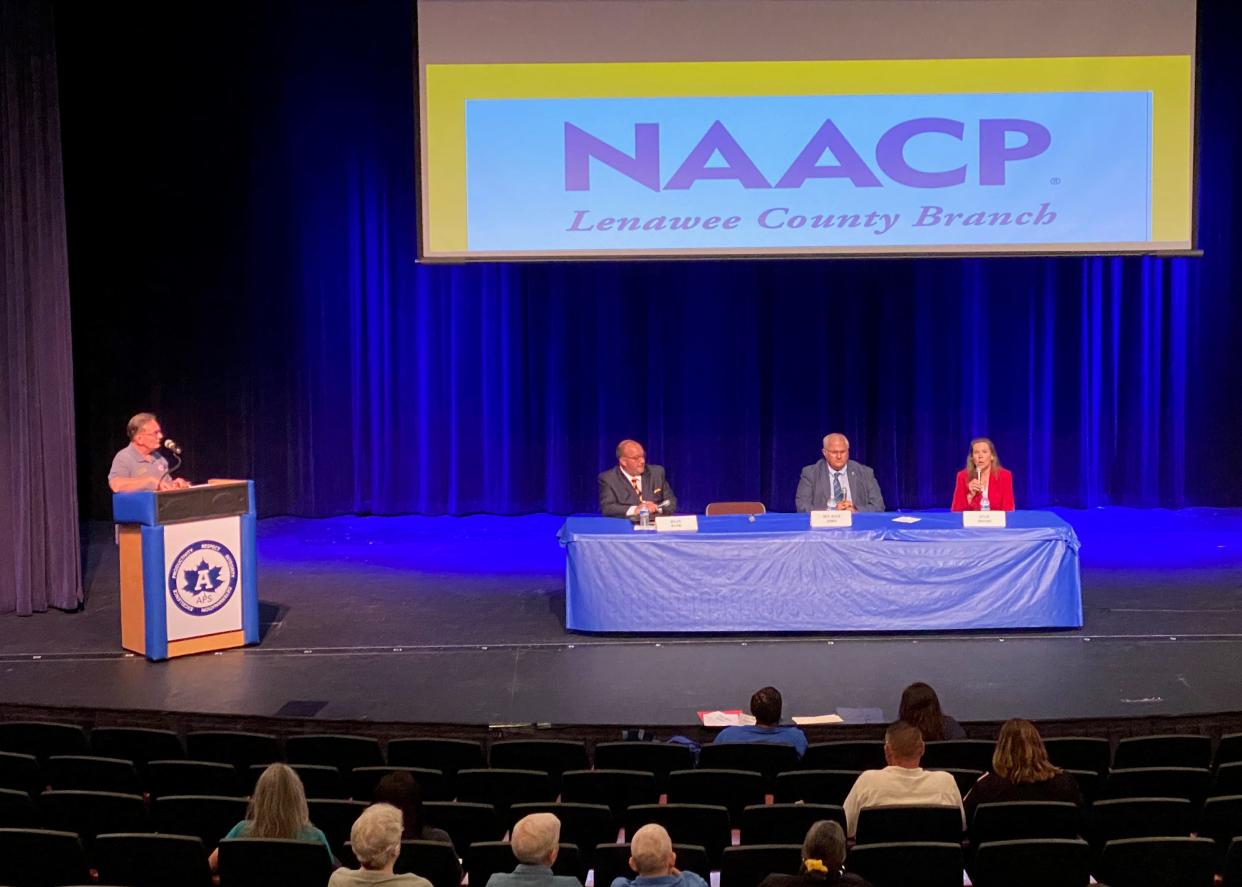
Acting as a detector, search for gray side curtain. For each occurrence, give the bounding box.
[1,0,83,613]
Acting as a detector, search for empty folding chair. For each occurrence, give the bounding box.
[773,770,859,806]
[467,841,583,885]
[94,832,213,887]
[423,800,505,860]
[90,726,185,768]
[1086,797,1194,849]
[1213,762,1242,798]
[45,754,140,794]
[561,769,658,824]
[394,838,463,887]
[854,805,963,846]
[307,797,366,860]
[1097,836,1215,887]
[969,801,1081,844]
[666,769,765,819]
[1113,735,1211,770]
[38,789,148,847]
[593,742,695,792]
[921,740,994,773]
[593,842,710,887]
[0,751,42,796]
[720,844,803,887]
[148,759,243,799]
[970,838,1090,887]
[0,787,38,829]
[0,721,89,762]
[699,743,801,786]
[185,731,281,771]
[454,768,555,816]
[1104,766,1211,802]
[509,802,615,864]
[217,836,335,887]
[387,738,486,781]
[1198,794,1242,863]
[845,841,964,887]
[801,742,885,772]
[285,734,384,772]
[1042,737,1110,777]
[739,803,845,845]
[489,739,589,792]
[624,803,731,867]
[0,827,91,887]
[351,765,449,802]
[153,794,248,848]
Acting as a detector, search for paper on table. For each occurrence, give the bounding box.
[891,515,921,523]
[835,707,887,724]
[698,709,756,727]
[792,714,845,725]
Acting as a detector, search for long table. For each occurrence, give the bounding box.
[558,511,1082,632]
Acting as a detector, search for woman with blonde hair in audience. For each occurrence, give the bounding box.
[758,820,871,887]
[330,803,432,886]
[963,718,1082,827]
[208,762,337,870]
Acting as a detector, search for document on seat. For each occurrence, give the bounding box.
[792,713,845,725]
[698,709,757,727]
[835,707,887,724]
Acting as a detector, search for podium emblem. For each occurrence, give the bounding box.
[167,539,239,616]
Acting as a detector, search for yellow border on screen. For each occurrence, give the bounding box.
[424,56,1192,254]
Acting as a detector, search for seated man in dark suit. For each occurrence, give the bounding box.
[795,433,884,513]
[484,813,580,887]
[599,439,677,518]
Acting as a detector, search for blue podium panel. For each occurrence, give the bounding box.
[558,511,1082,632]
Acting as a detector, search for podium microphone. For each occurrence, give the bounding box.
[162,438,184,475]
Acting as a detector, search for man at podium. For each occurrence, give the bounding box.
[108,412,190,492]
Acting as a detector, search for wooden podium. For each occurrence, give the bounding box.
[112,480,260,661]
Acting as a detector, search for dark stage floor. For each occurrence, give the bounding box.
[2,508,1242,728]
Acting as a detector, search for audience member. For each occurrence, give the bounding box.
[758,820,871,887]
[484,813,580,887]
[713,686,809,757]
[374,770,455,846]
[208,762,336,870]
[898,682,965,741]
[963,718,1083,827]
[610,823,708,887]
[842,721,964,837]
[329,803,432,886]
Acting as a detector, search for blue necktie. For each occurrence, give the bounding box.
[832,472,843,503]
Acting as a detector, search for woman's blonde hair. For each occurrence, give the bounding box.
[992,719,1061,784]
[245,763,312,839]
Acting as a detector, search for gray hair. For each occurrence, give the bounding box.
[630,823,674,875]
[822,433,849,449]
[351,803,404,869]
[511,812,560,865]
[127,412,157,440]
[802,820,847,869]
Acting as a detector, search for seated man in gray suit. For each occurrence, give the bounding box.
[795,433,885,512]
[485,812,579,887]
[599,439,678,518]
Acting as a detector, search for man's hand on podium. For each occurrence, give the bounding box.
[158,477,192,491]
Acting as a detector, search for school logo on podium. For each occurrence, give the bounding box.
[167,539,239,616]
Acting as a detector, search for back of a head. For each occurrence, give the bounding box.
[374,770,424,837]
[248,762,310,839]
[801,820,847,871]
[898,682,946,742]
[884,721,925,765]
[630,823,674,876]
[511,812,561,865]
[992,718,1060,783]
[352,803,404,871]
[750,686,783,725]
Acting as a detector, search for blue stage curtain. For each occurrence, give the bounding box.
[60,0,1242,519]
[1,0,83,612]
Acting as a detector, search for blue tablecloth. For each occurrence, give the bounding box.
[557,511,1082,632]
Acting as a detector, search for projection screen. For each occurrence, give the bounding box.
[415,0,1197,261]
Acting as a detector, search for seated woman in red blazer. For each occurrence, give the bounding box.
[951,437,1015,511]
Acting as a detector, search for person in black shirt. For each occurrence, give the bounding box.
[963,718,1083,828]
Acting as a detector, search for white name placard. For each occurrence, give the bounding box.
[655,515,699,533]
[963,510,1007,528]
[810,509,853,528]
